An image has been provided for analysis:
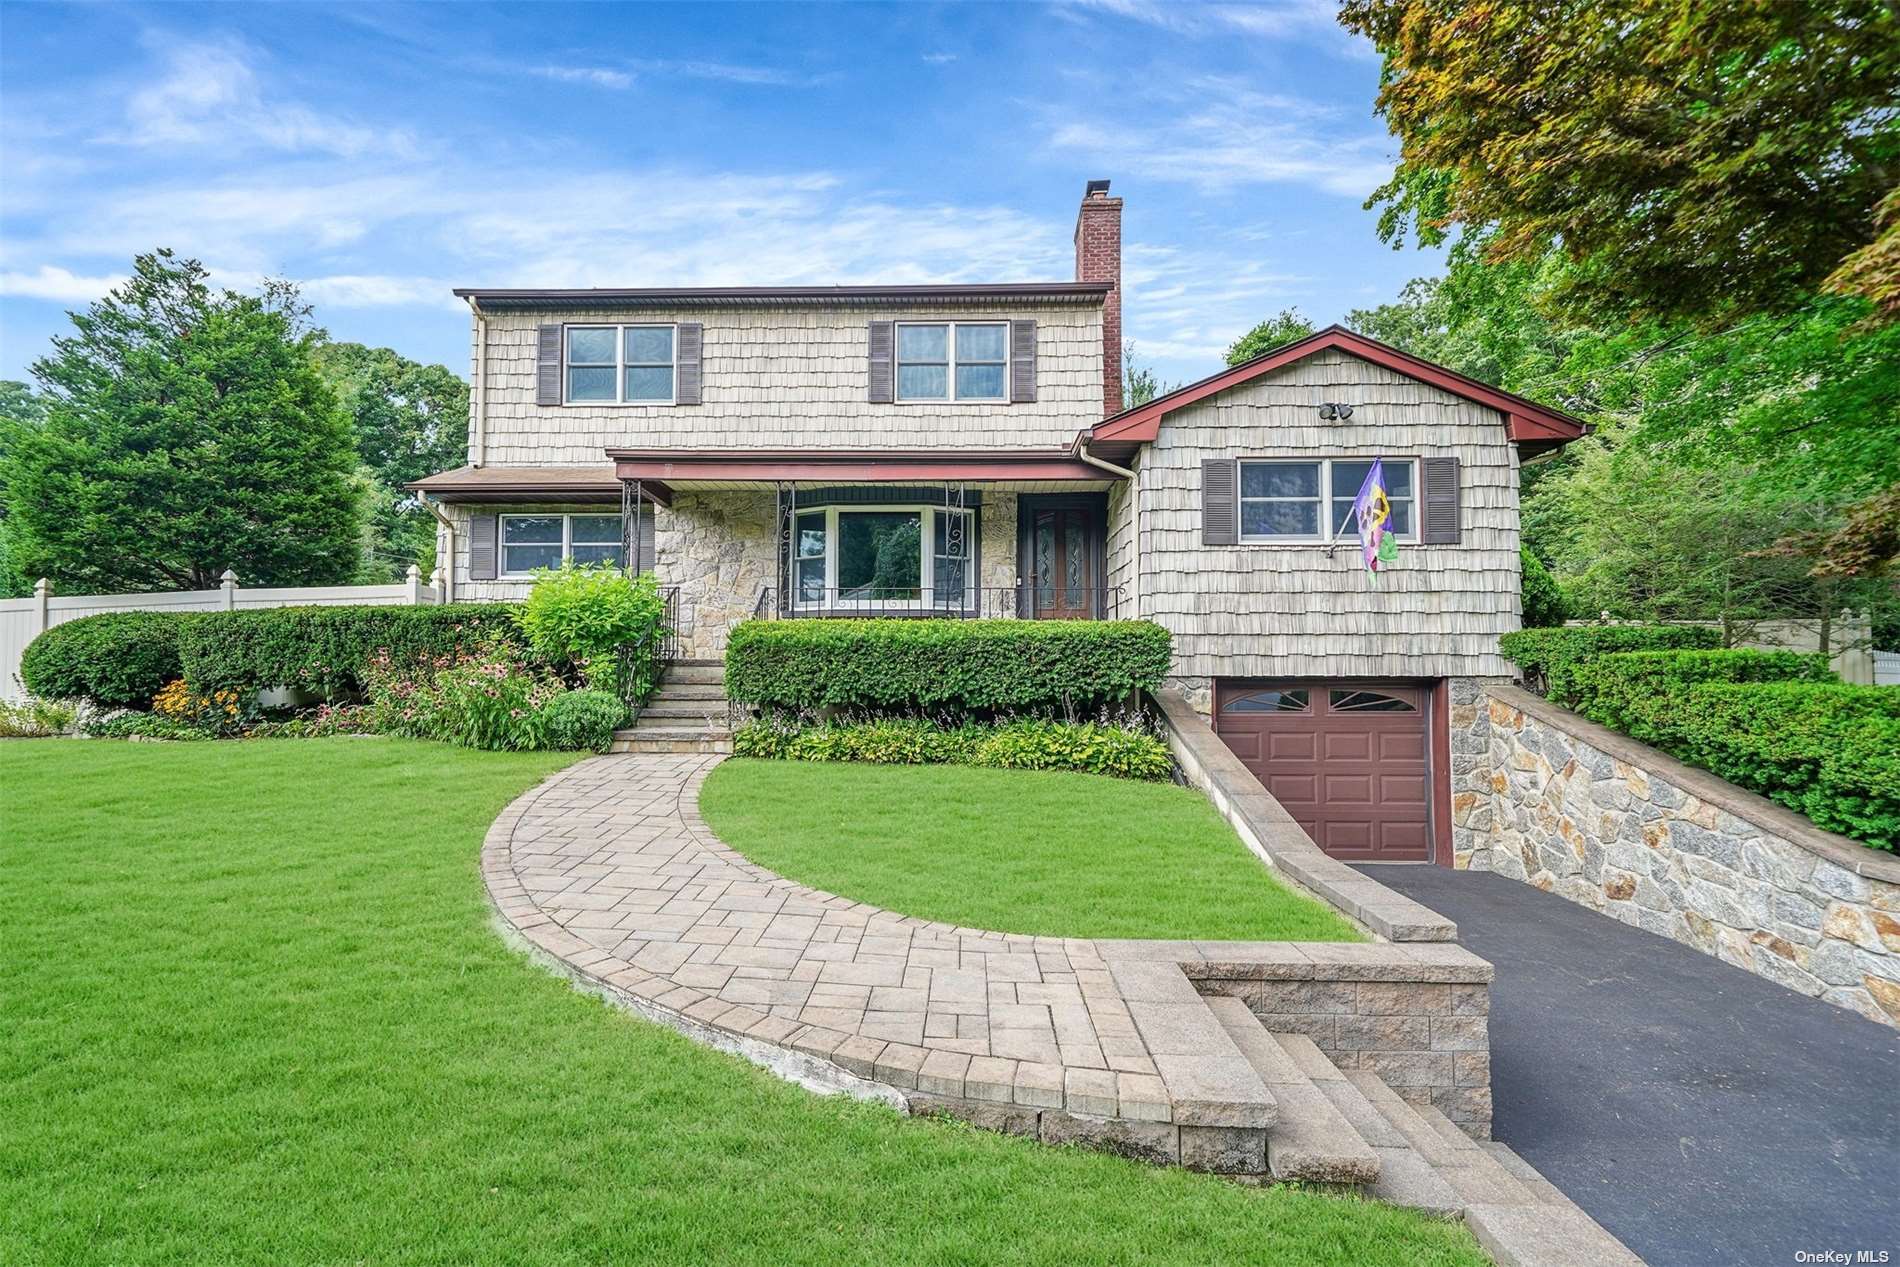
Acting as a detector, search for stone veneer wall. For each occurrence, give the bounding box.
[1464,685,1900,1029]
[657,492,1019,660]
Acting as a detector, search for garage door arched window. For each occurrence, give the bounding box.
[1329,688,1416,712]
[1221,687,1311,714]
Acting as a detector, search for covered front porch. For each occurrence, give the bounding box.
[609,448,1126,656]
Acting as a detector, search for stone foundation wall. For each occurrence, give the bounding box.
[1469,686,1900,1029]
[1192,969,1492,1137]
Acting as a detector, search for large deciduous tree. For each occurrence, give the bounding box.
[1339,0,1900,325]
[2,251,362,593]
[311,341,468,580]
[1224,308,1317,366]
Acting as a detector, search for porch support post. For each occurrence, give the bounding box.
[621,479,645,576]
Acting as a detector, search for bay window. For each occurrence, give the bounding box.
[792,504,974,608]
[1239,458,1417,543]
[895,322,1007,402]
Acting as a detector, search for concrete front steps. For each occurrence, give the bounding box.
[1205,996,1641,1267]
[609,659,733,754]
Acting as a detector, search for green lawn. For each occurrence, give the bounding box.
[699,759,1363,942]
[0,739,1471,1266]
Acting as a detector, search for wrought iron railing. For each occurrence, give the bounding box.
[749,585,1124,621]
[616,585,680,714]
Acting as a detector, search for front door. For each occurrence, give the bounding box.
[1029,506,1095,619]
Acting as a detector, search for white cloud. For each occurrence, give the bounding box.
[1059,0,1371,53]
[1044,78,1395,198]
[295,274,465,310]
[532,65,635,90]
[122,37,416,158]
[0,265,128,303]
[922,52,959,65]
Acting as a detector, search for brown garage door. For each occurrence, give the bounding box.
[1214,681,1430,862]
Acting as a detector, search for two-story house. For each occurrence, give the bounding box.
[410,179,1585,867]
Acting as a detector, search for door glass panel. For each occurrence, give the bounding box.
[1223,688,1310,714]
[1064,514,1087,607]
[837,511,921,601]
[1330,689,1416,712]
[1034,513,1055,606]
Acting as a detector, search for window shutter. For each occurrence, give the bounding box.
[536,324,563,406]
[1010,319,1037,403]
[676,322,703,405]
[1421,456,1462,544]
[867,320,894,403]
[1202,458,1238,545]
[468,512,499,580]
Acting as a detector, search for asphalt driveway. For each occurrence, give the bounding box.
[1358,864,1900,1267]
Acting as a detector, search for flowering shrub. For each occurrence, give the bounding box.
[151,678,251,736]
[366,643,562,751]
[243,704,377,739]
[0,697,78,738]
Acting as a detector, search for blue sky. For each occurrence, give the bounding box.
[0,0,1443,388]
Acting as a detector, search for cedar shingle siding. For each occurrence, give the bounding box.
[474,304,1103,459]
[1104,347,1521,680]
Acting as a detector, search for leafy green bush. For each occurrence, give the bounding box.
[1519,548,1566,627]
[731,716,1173,781]
[82,711,218,741]
[725,619,1173,712]
[0,697,78,738]
[1498,624,1724,705]
[542,689,627,753]
[20,612,190,707]
[179,603,524,695]
[1609,681,1900,850]
[516,565,668,703]
[1568,650,1834,742]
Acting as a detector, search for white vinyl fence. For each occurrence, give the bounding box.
[1,567,446,701]
[1876,651,1900,687]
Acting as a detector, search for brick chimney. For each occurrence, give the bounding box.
[1074,178,1123,417]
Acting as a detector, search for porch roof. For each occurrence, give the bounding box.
[605,447,1119,496]
[406,465,667,506]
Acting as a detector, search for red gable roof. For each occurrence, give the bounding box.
[1084,325,1587,458]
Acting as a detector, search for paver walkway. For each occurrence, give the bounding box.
[481,754,1481,1127]
[1361,863,1900,1267]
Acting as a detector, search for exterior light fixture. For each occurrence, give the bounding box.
[1318,402,1356,421]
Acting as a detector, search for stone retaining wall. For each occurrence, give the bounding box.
[1467,686,1900,1029]
[1189,957,1492,1137]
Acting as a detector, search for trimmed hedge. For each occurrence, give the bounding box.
[1607,680,1900,851]
[724,619,1173,711]
[732,716,1174,781]
[20,612,190,708]
[1498,624,1723,705]
[1568,650,1834,744]
[179,603,525,695]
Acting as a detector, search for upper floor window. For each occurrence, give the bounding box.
[501,513,623,576]
[566,325,675,404]
[1239,458,1417,543]
[896,322,1007,402]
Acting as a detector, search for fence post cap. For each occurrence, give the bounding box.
[34,577,50,596]
[406,563,421,581]
[219,569,239,584]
